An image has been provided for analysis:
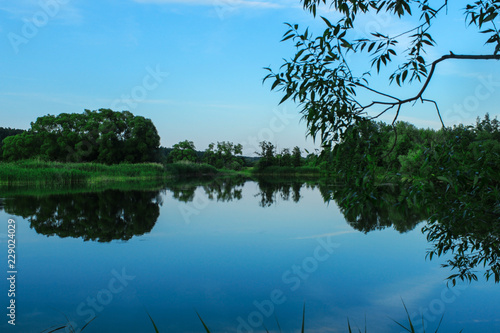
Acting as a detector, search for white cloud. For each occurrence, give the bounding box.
[0,0,82,25]
[133,0,280,8]
[132,0,283,9]
[293,230,356,240]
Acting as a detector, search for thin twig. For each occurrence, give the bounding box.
[356,54,500,124]
[422,98,446,128]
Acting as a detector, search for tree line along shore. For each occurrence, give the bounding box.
[0,109,499,188]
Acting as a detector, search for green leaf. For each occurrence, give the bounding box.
[321,16,333,29]
[402,70,408,82]
[368,42,375,53]
[437,176,452,184]
[271,78,281,90]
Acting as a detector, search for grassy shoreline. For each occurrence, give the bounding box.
[0,160,168,186]
[0,160,328,187]
[251,165,324,178]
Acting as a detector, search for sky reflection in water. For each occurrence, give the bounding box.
[0,181,498,333]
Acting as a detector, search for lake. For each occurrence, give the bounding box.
[0,179,499,333]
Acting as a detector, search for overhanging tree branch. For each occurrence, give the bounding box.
[265,0,500,146]
[355,54,500,126]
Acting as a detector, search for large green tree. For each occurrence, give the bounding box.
[203,141,244,170]
[2,109,160,164]
[168,140,198,163]
[265,0,500,145]
[0,127,25,161]
[256,141,277,169]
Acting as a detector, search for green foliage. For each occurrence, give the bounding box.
[168,140,198,163]
[202,141,244,170]
[320,114,500,283]
[0,160,165,186]
[326,114,500,185]
[2,109,160,164]
[279,148,292,167]
[0,127,25,143]
[256,141,277,169]
[253,142,310,174]
[0,127,24,160]
[3,189,161,242]
[292,146,303,167]
[165,161,218,178]
[265,0,500,146]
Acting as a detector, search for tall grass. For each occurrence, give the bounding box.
[43,303,462,333]
[165,161,219,178]
[0,160,331,187]
[0,160,165,186]
[145,302,456,333]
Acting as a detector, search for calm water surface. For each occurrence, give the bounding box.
[0,180,499,332]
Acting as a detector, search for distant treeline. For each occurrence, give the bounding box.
[3,109,498,183]
[159,139,315,171]
[0,127,25,142]
[0,109,314,172]
[0,127,25,150]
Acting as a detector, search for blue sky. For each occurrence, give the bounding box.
[1,0,499,155]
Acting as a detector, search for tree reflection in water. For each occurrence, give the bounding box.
[2,190,162,242]
[2,175,498,283]
[320,177,500,284]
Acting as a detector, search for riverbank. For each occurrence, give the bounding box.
[251,165,324,178]
[0,160,167,186]
[0,160,329,187]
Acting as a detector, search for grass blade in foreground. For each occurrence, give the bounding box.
[196,311,212,333]
[301,303,306,333]
[80,316,97,332]
[147,311,160,333]
[41,325,66,333]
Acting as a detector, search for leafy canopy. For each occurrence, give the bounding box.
[265,0,500,146]
[2,109,161,164]
[168,140,198,163]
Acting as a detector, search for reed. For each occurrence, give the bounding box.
[0,160,165,186]
[43,303,461,333]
